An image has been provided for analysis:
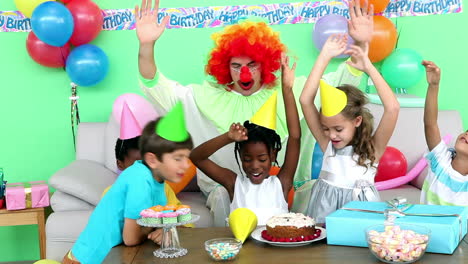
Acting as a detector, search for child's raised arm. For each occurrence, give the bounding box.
[189,123,247,198]
[422,60,442,150]
[277,55,301,199]
[136,0,170,79]
[300,34,348,152]
[346,44,400,161]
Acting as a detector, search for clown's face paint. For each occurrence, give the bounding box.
[229,56,262,96]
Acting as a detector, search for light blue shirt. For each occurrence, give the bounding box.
[72,160,167,264]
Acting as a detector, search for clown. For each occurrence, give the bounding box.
[135,0,373,226]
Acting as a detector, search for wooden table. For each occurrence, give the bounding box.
[0,208,46,259]
[104,227,468,263]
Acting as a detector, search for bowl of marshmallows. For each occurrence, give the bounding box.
[366,224,430,263]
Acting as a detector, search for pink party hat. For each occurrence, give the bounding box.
[120,102,142,139]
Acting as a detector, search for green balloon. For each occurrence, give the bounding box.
[381,48,425,90]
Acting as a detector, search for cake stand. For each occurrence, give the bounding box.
[137,214,200,258]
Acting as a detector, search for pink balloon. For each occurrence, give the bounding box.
[112,93,159,130]
[376,134,453,191]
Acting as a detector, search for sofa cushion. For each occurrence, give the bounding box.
[104,115,120,174]
[50,190,94,212]
[46,211,92,260]
[177,192,213,227]
[49,160,117,205]
[379,184,421,204]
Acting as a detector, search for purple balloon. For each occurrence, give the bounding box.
[312,14,354,58]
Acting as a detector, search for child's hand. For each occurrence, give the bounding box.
[321,34,348,59]
[228,122,248,142]
[422,60,441,86]
[281,54,297,90]
[135,0,170,44]
[148,229,163,245]
[348,0,374,45]
[344,43,372,72]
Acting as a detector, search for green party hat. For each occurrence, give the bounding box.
[156,102,189,142]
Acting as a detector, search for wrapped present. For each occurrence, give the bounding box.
[5,181,50,210]
[326,200,468,254]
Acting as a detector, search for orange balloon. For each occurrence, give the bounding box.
[287,187,295,210]
[369,16,397,63]
[166,159,197,194]
[269,166,281,175]
[360,0,390,13]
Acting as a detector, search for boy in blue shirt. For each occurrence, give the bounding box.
[63,102,193,264]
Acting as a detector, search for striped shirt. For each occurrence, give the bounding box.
[420,141,468,206]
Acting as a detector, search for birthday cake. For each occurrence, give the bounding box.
[140,204,192,225]
[261,213,320,242]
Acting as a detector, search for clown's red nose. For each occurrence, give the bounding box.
[240,66,252,82]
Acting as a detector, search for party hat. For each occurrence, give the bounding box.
[156,101,189,142]
[120,102,142,140]
[229,208,258,243]
[320,79,347,117]
[250,91,277,130]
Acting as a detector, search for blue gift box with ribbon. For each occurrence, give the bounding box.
[326,201,468,254]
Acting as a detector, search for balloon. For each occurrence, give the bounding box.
[375,134,452,190]
[360,0,390,13]
[312,14,354,58]
[382,48,425,89]
[375,147,407,182]
[167,160,197,194]
[67,0,104,46]
[33,260,61,264]
[14,0,53,18]
[369,16,397,63]
[66,44,109,86]
[311,142,323,179]
[287,187,294,210]
[26,31,70,68]
[269,166,280,176]
[112,93,159,131]
[229,208,258,243]
[31,2,74,47]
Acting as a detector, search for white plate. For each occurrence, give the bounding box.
[250,226,326,247]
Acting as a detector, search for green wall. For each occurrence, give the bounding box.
[0,0,467,261]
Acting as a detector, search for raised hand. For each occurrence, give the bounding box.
[345,43,372,72]
[422,60,441,86]
[348,0,374,45]
[228,123,248,142]
[135,0,170,44]
[281,54,297,90]
[321,34,348,59]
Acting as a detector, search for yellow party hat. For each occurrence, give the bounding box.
[229,208,258,243]
[320,79,347,117]
[250,91,277,130]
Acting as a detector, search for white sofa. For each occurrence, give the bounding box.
[45,103,463,260]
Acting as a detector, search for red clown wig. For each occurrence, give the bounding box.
[206,21,286,88]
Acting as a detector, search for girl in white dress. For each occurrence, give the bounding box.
[300,28,400,223]
[190,56,301,225]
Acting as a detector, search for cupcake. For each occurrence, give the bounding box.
[163,204,178,211]
[140,209,163,225]
[162,212,179,224]
[176,208,192,223]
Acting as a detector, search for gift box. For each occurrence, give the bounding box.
[326,201,468,254]
[5,181,50,210]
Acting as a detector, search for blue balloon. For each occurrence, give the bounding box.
[66,44,109,87]
[31,2,74,47]
[311,142,323,179]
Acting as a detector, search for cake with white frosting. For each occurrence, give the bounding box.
[265,213,316,239]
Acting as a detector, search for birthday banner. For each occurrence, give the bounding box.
[0,0,462,32]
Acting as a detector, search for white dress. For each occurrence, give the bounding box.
[306,142,380,223]
[230,175,288,226]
